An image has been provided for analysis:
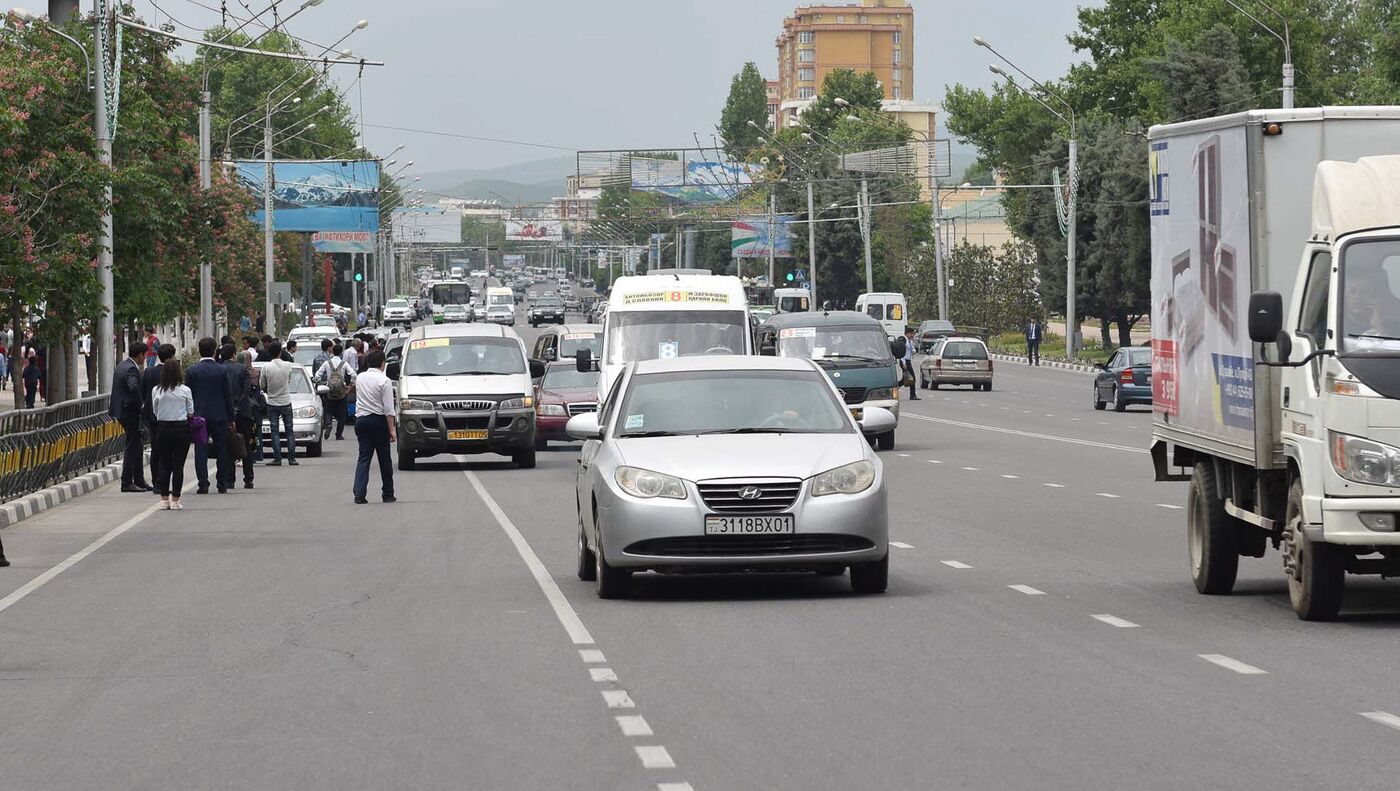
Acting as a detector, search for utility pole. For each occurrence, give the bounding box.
[807,180,817,310]
[860,178,873,294]
[932,178,947,321]
[199,91,213,338]
[93,0,115,392]
[263,102,275,336]
[767,191,776,285]
[1066,138,1079,357]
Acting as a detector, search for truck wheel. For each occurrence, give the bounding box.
[1285,479,1345,621]
[876,430,895,451]
[1093,386,1106,410]
[1188,462,1239,595]
[513,447,537,469]
[397,449,416,471]
[1113,386,1128,412]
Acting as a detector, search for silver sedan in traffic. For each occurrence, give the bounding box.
[567,355,893,598]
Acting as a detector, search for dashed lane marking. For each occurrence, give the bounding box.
[659,783,696,791]
[890,541,915,549]
[927,459,944,464]
[942,560,973,569]
[1001,474,1020,479]
[636,746,677,769]
[1156,503,1183,510]
[897,453,911,458]
[1009,584,1047,596]
[1361,711,1400,732]
[1043,483,1066,488]
[602,690,635,709]
[1198,654,1267,675]
[590,667,619,682]
[579,649,606,663]
[1096,493,1121,499]
[616,715,654,737]
[1091,614,1140,628]
[962,466,980,471]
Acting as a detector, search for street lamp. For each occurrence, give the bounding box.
[1223,0,1293,108]
[976,34,1080,357]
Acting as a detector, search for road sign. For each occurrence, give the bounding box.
[270,281,292,305]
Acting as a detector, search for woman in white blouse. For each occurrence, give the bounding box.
[150,359,195,510]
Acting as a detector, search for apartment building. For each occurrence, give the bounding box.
[775,0,914,126]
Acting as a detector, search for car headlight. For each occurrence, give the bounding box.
[537,403,566,416]
[499,396,535,410]
[294,406,318,419]
[615,466,688,499]
[866,387,896,401]
[400,398,435,411]
[1330,432,1400,487]
[811,460,877,496]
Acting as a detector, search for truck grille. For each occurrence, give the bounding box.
[625,534,873,557]
[437,399,495,411]
[567,402,597,416]
[839,387,867,404]
[697,480,802,513]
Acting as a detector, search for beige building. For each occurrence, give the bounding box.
[775,0,914,127]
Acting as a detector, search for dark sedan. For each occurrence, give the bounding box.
[1093,346,1152,412]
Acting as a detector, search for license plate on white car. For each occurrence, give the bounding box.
[704,515,795,535]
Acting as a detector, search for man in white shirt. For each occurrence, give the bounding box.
[260,341,299,466]
[315,344,356,441]
[352,349,397,504]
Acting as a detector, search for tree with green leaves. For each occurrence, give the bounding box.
[719,62,770,160]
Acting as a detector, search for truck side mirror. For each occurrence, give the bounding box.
[576,347,592,373]
[386,361,400,381]
[759,334,776,356]
[1248,291,1284,344]
[529,358,546,379]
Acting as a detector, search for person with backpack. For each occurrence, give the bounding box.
[315,343,356,440]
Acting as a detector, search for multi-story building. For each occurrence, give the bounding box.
[775,0,913,127]
[766,79,781,130]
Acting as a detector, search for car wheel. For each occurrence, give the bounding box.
[1113,386,1128,412]
[595,540,631,599]
[1285,478,1345,620]
[984,381,993,392]
[876,430,895,451]
[919,374,927,390]
[306,441,323,458]
[397,448,416,471]
[513,447,537,469]
[1093,385,1106,410]
[1187,462,1239,595]
[931,381,940,390]
[577,517,597,581]
[850,553,888,594]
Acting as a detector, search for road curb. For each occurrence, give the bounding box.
[0,460,123,531]
[990,353,1098,375]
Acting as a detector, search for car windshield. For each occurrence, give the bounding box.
[536,298,563,307]
[776,325,892,362]
[444,306,467,314]
[1341,239,1400,352]
[386,300,408,309]
[489,293,513,306]
[778,295,809,313]
[606,310,746,364]
[291,347,321,366]
[403,336,525,376]
[541,367,599,390]
[941,341,988,360]
[560,332,601,358]
[615,369,851,437]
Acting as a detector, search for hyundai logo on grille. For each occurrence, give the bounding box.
[738,486,764,500]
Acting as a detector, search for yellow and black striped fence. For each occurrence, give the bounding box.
[0,396,125,503]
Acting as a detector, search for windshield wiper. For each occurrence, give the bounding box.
[818,353,886,363]
[694,427,797,435]
[1347,333,1400,342]
[619,430,687,438]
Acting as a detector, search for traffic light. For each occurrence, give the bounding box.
[354,272,364,283]
[785,271,796,282]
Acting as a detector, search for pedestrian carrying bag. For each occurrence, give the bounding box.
[190,416,208,446]
[227,428,246,460]
[327,360,347,400]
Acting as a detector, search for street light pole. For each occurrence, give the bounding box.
[860,178,873,294]
[93,0,115,392]
[199,91,213,338]
[807,180,817,310]
[263,101,275,336]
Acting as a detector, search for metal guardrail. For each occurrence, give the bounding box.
[0,395,124,504]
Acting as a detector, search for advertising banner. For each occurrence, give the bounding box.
[391,207,462,244]
[732,215,794,258]
[502,254,526,269]
[311,231,375,254]
[631,157,757,204]
[236,159,380,233]
[1149,126,1254,449]
[506,219,564,242]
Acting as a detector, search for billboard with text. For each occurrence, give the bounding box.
[732,215,794,258]
[506,219,564,242]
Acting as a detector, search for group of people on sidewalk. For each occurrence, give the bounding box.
[106,332,396,511]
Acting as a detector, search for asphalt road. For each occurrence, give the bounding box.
[4,315,1400,790]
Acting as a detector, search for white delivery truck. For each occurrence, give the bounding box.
[578,271,751,401]
[1149,107,1400,620]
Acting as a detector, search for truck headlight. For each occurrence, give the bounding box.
[811,460,876,496]
[400,398,435,411]
[866,387,896,401]
[499,396,534,410]
[1330,432,1400,487]
[537,403,566,416]
[615,466,687,499]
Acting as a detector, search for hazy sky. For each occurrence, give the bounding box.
[7,0,1089,174]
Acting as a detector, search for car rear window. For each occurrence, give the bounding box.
[942,341,987,359]
[1128,349,1150,366]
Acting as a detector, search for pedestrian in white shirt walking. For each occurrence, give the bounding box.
[315,344,355,440]
[352,349,396,504]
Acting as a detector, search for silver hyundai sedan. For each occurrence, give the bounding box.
[567,355,893,598]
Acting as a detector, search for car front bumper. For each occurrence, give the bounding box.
[259,413,320,448]
[597,476,888,571]
[397,406,535,457]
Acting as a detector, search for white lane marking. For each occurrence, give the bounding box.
[579,649,607,663]
[1001,474,1020,479]
[1000,407,1009,410]
[0,479,192,617]
[466,471,595,645]
[1091,614,1140,628]
[1009,584,1047,596]
[1022,410,1031,414]
[1156,503,1183,510]
[941,560,972,569]
[902,413,1147,454]
[636,746,677,769]
[926,459,943,464]
[1198,654,1267,675]
[962,466,980,471]
[602,690,636,709]
[1360,711,1400,732]
[1096,492,1121,499]
[590,667,619,682]
[659,784,695,791]
[897,453,911,458]
[1071,418,1082,421]
[616,715,654,737]
[1043,483,1066,488]
[890,541,914,549]
[1044,414,1055,417]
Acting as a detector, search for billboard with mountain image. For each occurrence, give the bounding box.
[236,159,380,233]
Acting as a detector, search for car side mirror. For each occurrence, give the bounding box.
[529,358,546,379]
[859,406,897,436]
[576,347,593,373]
[1248,291,1284,344]
[543,348,557,362]
[316,384,330,396]
[565,412,602,440]
[386,361,400,381]
[759,337,776,356]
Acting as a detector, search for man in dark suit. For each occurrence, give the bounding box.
[108,341,150,492]
[1025,317,1044,366]
[185,337,235,494]
[220,342,256,490]
[140,344,177,496]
